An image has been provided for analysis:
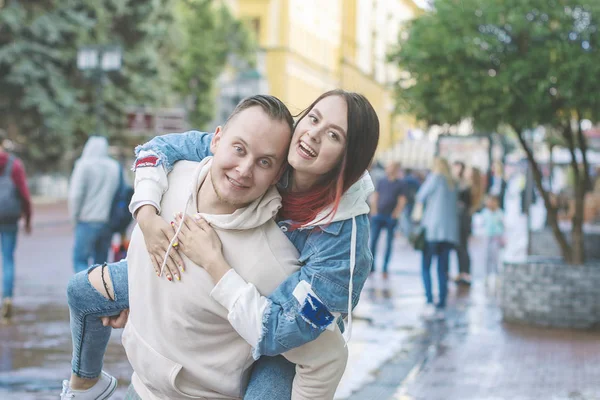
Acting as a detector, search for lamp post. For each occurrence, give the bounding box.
[77,46,122,136]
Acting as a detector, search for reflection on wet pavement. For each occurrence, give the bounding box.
[0,220,133,399]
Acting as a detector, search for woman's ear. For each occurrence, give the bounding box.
[210,126,223,154]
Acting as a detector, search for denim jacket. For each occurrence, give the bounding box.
[133,131,374,358]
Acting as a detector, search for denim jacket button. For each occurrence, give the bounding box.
[280,225,288,232]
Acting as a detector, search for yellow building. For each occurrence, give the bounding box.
[225,0,422,152]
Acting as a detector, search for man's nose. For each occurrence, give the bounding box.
[236,158,253,177]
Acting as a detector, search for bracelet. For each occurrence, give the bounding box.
[101,263,115,302]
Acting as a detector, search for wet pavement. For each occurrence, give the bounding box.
[0,201,132,399]
[1,201,599,399]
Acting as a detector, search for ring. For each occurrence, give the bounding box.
[172,242,179,248]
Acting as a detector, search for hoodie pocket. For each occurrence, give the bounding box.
[122,322,207,399]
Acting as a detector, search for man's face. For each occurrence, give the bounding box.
[385,163,399,179]
[209,106,292,208]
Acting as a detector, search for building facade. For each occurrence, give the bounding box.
[222,0,422,151]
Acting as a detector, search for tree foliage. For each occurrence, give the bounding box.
[389,0,600,263]
[171,0,255,129]
[0,0,254,171]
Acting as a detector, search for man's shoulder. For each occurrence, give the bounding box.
[259,220,300,275]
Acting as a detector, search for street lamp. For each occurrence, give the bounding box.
[77,46,122,135]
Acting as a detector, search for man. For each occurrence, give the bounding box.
[68,136,120,272]
[370,162,405,279]
[97,96,346,399]
[0,131,32,323]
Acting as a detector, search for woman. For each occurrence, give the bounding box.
[61,90,380,399]
[453,164,483,285]
[415,158,459,320]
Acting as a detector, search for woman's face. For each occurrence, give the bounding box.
[287,95,348,187]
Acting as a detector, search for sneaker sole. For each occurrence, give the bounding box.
[97,377,118,400]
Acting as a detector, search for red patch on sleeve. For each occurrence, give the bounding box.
[134,155,160,169]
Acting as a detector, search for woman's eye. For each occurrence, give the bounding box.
[234,145,244,154]
[309,115,317,124]
[328,131,339,141]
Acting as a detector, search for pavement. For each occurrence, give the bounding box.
[0,200,598,399]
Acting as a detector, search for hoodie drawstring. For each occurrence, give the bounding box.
[160,195,192,277]
[343,215,357,345]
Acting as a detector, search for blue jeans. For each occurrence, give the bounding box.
[370,214,398,273]
[421,241,453,308]
[73,222,113,273]
[1,224,18,299]
[67,260,294,399]
[67,261,129,379]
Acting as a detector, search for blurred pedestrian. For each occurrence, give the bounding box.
[0,130,32,323]
[370,162,405,278]
[414,158,459,319]
[487,161,506,209]
[399,167,421,237]
[481,194,504,288]
[452,163,484,285]
[68,136,120,273]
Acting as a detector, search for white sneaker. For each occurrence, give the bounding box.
[60,371,117,399]
[420,303,436,319]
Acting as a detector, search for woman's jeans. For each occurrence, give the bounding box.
[67,260,129,379]
[73,222,113,273]
[421,241,454,308]
[66,260,294,399]
[1,224,18,299]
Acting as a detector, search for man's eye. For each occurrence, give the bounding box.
[259,159,271,167]
[234,145,243,153]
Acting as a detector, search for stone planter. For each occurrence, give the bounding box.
[501,258,600,329]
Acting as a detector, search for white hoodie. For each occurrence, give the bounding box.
[124,159,347,400]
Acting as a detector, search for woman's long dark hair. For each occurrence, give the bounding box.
[280,90,380,227]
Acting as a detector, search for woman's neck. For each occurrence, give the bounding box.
[290,170,317,193]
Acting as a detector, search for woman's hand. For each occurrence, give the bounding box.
[173,213,231,283]
[136,205,184,281]
[101,309,129,329]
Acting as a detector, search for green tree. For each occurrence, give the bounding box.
[389,0,600,264]
[0,0,173,171]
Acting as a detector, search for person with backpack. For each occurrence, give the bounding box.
[68,136,124,273]
[0,131,32,323]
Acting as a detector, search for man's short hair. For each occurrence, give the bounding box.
[224,95,294,134]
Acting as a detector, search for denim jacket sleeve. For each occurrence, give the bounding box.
[259,215,372,357]
[133,130,214,173]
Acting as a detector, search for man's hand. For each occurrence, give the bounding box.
[101,309,129,329]
[136,205,184,281]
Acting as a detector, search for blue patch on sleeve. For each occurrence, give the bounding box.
[300,293,335,329]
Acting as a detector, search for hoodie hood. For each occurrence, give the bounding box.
[81,136,109,159]
[302,171,374,228]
